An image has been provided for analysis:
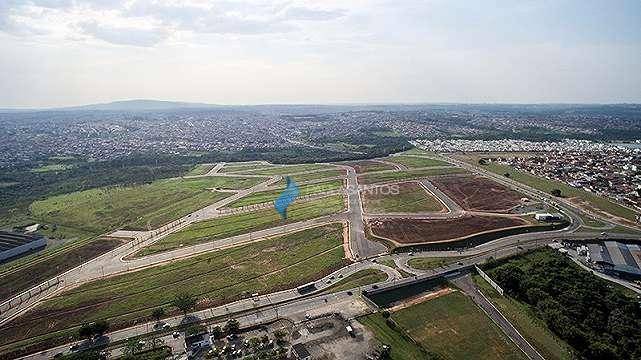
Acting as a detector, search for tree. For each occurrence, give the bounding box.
[224,319,240,334]
[79,323,94,341]
[151,307,166,322]
[92,319,110,337]
[274,329,287,345]
[171,292,197,316]
[123,338,143,357]
[551,188,562,197]
[211,325,223,340]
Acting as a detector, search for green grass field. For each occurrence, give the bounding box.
[473,275,573,360]
[325,269,388,293]
[358,167,466,185]
[0,224,347,350]
[407,257,465,270]
[29,177,265,233]
[222,162,274,173]
[273,169,346,184]
[361,182,443,213]
[392,292,526,360]
[481,162,638,222]
[228,180,343,208]
[358,313,433,360]
[186,164,215,176]
[30,164,74,173]
[236,163,336,176]
[384,156,450,169]
[135,194,345,256]
[338,160,396,173]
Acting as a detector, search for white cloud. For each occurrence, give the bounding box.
[78,21,169,46]
[0,0,347,46]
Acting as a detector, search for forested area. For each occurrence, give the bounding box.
[485,249,641,360]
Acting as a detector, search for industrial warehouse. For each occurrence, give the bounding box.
[0,231,46,263]
[584,241,641,280]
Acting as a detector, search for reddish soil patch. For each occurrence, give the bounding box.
[431,175,524,212]
[368,216,529,244]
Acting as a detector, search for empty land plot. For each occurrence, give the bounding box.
[325,269,388,294]
[135,194,345,256]
[358,313,432,360]
[186,163,215,176]
[361,182,444,214]
[29,177,263,233]
[0,224,346,351]
[0,237,128,302]
[339,160,396,174]
[358,167,466,185]
[273,169,346,185]
[407,256,466,270]
[431,175,524,212]
[368,216,530,244]
[236,163,337,176]
[392,291,525,360]
[222,162,274,173]
[384,156,451,169]
[228,180,343,208]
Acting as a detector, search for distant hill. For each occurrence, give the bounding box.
[60,99,221,111]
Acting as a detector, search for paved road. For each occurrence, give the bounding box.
[452,275,544,360]
[339,165,387,259]
[20,262,398,360]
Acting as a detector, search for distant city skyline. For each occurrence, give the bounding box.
[1,0,640,107]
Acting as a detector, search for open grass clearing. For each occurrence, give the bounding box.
[185,164,215,176]
[273,169,346,185]
[228,180,343,208]
[0,224,347,350]
[472,275,573,360]
[135,194,345,257]
[235,163,337,176]
[338,160,396,174]
[324,269,388,294]
[392,291,526,359]
[30,164,74,173]
[384,156,451,169]
[361,181,444,213]
[358,313,432,360]
[407,256,466,270]
[358,167,466,185]
[29,177,263,233]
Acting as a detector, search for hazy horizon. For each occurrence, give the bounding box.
[2,0,641,107]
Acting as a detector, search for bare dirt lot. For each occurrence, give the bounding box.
[431,175,524,212]
[368,216,530,244]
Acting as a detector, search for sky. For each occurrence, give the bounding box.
[0,0,640,107]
